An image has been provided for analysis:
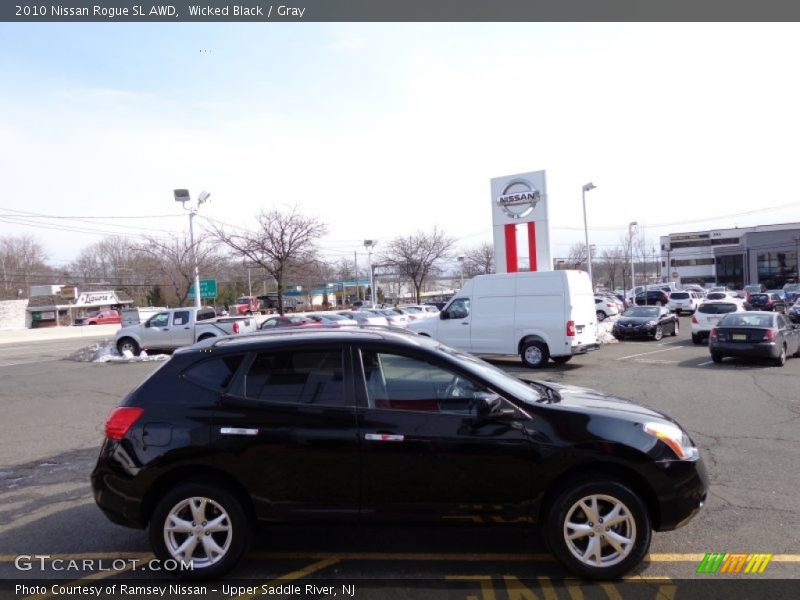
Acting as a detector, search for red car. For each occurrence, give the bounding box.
[233,296,261,315]
[74,309,121,325]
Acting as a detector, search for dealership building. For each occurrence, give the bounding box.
[659,222,800,289]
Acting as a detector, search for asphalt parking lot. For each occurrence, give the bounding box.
[1,317,799,598]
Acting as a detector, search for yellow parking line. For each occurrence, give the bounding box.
[234,558,340,600]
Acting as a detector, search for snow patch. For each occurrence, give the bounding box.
[67,340,169,363]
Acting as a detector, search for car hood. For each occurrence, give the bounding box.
[535,381,671,421]
[616,315,658,325]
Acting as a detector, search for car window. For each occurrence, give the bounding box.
[624,307,659,317]
[197,308,216,321]
[172,310,190,326]
[360,350,485,415]
[670,292,689,299]
[242,349,347,406]
[184,355,245,391]
[720,314,774,328]
[777,315,789,328]
[698,303,738,314]
[446,298,470,319]
[149,312,169,328]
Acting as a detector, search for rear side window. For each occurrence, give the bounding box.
[698,303,737,314]
[242,349,347,407]
[197,308,216,321]
[184,355,245,391]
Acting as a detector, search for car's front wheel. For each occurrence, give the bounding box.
[546,479,652,579]
[116,337,140,356]
[149,482,251,580]
[652,326,664,341]
[596,311,606,322]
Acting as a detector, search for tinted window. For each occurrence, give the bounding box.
[197,308,216,321]
[750,294,768,302]
[361,350,484,415]
[173,310,190,326]
[243,350,346,406]
[184,355,245,390]
[698,303,738,314]
[447,298,470,319]
[670,292,690,299]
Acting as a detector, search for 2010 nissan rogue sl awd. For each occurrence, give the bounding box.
[91,328,707,580]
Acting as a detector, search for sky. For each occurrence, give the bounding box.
[2,22,800,269]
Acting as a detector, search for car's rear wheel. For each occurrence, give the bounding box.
[116,337,140,356]
[691,333,702,345]
[653,326,663,341]
[596,311,606,322]
[150,483,251,580]
[671,321,679,336]
[774,345,787,367]
[711,351,723,363]
[521,341,549,368]
[546,479,651,580]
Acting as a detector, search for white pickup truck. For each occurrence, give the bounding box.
[115,307,256,355]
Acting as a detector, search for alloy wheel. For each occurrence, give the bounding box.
[563,494,637,568]
[163,497,232,568]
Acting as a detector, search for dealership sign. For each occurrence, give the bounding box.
[496,183,541,220]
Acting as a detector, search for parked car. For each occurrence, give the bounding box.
[115,307,256,355]
[667,291,701,314]
[682,285,706,298]
[612,306,679,341]
[337,310,388,327]
[745,292,786,313]
[408,270,599,368]
[744,284,766,299]
[258,315,322,330]
[121,306,169,328]
[690,301,745,344]
[307,313,358,328]
[373,308,410,328]
[233,296,260,316]
[594,295,620,321]
[74,309,121,325]
[704,291,742,303]
[92,328,707,580]
[396,305,439,318]
[782,283,800,305]
[709,311,800,366]
[634,291,670,306]
[788,300,800,324]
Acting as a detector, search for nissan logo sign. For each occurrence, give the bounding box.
[496,180,540,219]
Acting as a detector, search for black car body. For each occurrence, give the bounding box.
[612,306,679,341]
[745,293,786,313]
[92,329,706,580]
[634,291,669,306]
[709,311,800,366]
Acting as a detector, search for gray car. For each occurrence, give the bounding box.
[708,311,800,367]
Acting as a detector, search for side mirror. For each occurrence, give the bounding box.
[440,311,450,320]
[144,320,151,328]
[474,392,516,419]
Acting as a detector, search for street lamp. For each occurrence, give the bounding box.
[364,240,377,306]
[174,189,211,309]
[581,182,596,289]
[628,221,638,301]
[457,255,465,287]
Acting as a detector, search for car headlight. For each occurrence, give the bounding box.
[643,422,698,460]
[646,320,657,326]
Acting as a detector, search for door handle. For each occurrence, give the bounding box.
[184,327,190,330]
[162,328,170,331]
[220,427,259,436]
[364,433,404,442]
[461,322,469,325]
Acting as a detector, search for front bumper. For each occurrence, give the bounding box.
[652,456,709,531]
[612,325,657,338]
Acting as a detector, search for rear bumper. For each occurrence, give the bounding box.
[570,343,600,355]
[709,340,781,358]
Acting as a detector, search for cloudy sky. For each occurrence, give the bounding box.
[1,23,800,268]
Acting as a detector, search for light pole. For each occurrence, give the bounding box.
[174,189,211,309]
[364,240,377,306]
[581,182,596,289]
[628,221,638,302]
[794,235,800,282]
[457,255,465,287]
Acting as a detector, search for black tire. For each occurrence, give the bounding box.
[711,351,723,364]
[774,345,787,367]
[671,321,679,336]
[596,311,606,322]
[149,482,251,580]
[520,341,549,368]
[116,337,140,356]
[545,478,652,580]
[652,326,663,341]
[691,333,702,345]
[552,356,572,364]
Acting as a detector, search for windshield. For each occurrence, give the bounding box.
[432,343,544,404]
[624,307,659,317]
[235,297,250,304]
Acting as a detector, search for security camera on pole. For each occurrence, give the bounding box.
[174,189,211,309]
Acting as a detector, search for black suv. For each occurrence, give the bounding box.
[746,292,786,313]
[92,329,707,580]
[634,290,670,306]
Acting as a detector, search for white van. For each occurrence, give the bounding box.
[407,270,599,367]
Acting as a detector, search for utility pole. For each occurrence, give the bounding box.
[354,250,359,302]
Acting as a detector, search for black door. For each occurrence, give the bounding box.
[354,345,536,523]
[213,343,359,520]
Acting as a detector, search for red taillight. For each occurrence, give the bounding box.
[691,314,699,323]
[566,320,576,336]
[105,407,143,441]
[233,321,240,334]
[606,303,615,308]
[766,301,773,307]
[764,329,777,340]
[710,327,718,340]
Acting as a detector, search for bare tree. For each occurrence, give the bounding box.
[566,243,588,270]
[0,235,49,298]
[600,247,626,290]
[462,242,495,278]
[210,208,326,314]
[382,227,455,303]
[134,233,223,307]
